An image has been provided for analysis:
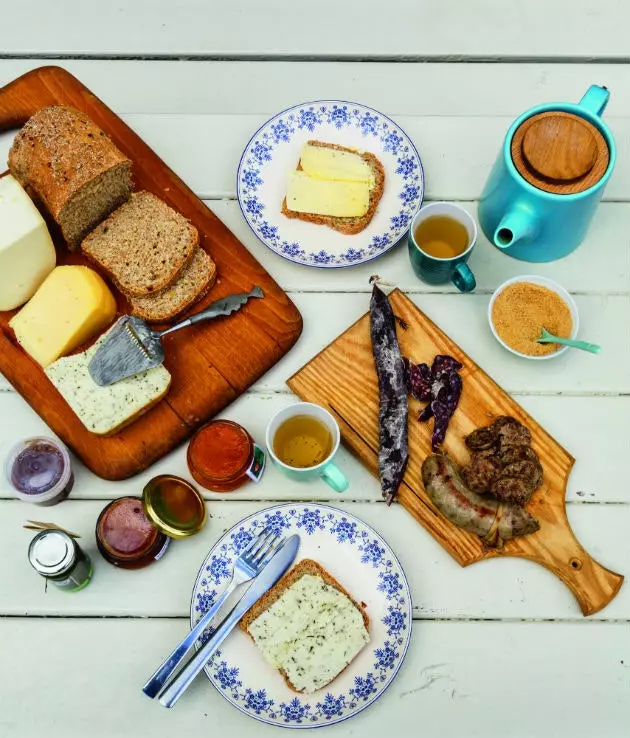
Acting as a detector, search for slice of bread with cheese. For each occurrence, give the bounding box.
[282,141,385,235]
[45,328,171,436]
[240,559,369,694]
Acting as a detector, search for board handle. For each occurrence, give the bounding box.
[513,511,624,616]
[0,66,75,131]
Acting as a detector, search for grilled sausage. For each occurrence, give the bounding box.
[421,454,540,547]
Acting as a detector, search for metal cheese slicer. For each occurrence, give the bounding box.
[88,286,264,386]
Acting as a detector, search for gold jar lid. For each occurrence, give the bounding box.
[142,475,207,539]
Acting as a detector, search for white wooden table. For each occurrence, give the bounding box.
[0,4,628,736]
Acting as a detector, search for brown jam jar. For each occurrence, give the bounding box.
[187,420,265,492]
[96,496,170,569]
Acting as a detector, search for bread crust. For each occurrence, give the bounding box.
[240,558,369,693]
[281,141,385,235]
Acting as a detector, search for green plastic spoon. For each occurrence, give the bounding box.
[537,328,601,354]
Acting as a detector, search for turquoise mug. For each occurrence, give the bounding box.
[265,402,349,492]
[478,85,616,263]
[407,202,477,292]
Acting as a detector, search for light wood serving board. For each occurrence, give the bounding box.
[288,289,623,615]
[0,66,302,480]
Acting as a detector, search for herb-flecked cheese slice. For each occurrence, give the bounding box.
[45,328,171,435]
[247,573,370,693]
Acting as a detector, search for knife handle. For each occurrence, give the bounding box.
[158,597,244,708]
[142,582,236,699]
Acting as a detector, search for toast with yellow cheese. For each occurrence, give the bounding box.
[240,559,369,694]
[282,141,385,235]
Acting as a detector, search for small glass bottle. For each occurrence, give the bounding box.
[5,437,74,506]
[28,529,92,592]
[95,476,207,569]
[187,420,265,492]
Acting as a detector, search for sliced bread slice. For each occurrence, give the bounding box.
[129,248,217,322]
[45,327,171,436]
[81,191,198,296]
[281,141,385,235]
[241,559,370,694]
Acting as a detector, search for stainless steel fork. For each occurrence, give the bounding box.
[142,526,282,698]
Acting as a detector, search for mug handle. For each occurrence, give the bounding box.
[579,85,610,117]
[320,462,349,492]
[451,263,476,293]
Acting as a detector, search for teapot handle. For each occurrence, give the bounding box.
[579,85,610,117]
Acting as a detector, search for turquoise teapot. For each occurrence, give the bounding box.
[478,85,616,262]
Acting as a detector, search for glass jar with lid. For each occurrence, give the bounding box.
[5,436,74,506]
[187,420,265,492]
[28,529,92,591]
[96,475,207,569]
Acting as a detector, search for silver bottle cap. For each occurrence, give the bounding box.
[28,530,75,577]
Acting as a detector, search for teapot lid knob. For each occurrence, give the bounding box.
[522,114,597,183]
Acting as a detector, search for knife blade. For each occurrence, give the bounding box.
[158,533,300,708]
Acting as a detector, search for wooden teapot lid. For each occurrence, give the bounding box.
[511,111,609,194]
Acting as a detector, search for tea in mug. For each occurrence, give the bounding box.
[273,415,332,468]
[414,215,469,259]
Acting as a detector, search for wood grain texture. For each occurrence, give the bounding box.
[512,111,610,194]
[288,289,623,615]
[0,66,302,480]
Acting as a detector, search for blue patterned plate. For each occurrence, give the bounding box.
[190,503,412,728]
[237,101,424,268]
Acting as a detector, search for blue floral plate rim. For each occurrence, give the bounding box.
[236,99,425,269]
[190,502,413,729]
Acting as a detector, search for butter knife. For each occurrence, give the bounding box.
[158,533,300,708]
[88,286,264,386]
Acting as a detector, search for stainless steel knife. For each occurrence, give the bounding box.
[157,533,300,708]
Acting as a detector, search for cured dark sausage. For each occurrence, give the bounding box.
[421,454,540,547]
[370,283,409,505]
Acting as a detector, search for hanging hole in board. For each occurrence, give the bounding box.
[570,557,582,570]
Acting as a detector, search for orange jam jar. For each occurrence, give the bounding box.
[187,420,265,492]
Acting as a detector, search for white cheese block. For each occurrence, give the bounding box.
[45,328,171,436]
[247,573,370,693]
[285,171,370,217]
[0,175,56,311]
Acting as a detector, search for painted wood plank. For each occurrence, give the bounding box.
[0,618,627,738]
[0,391,627,503]
[0,499,626,619]
[2,60,630,117]
[209,199,629,295]
[1,113,629,202]
[0,292,627,394]
[1,0,629,61]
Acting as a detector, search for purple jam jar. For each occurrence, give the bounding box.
[5,437,74,506]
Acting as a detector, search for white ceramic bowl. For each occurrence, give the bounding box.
[488,275,579,361]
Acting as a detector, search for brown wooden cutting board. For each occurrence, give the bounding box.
[0,66,302,480]
[288,289,623,616]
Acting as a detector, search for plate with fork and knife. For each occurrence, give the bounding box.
[143,503,412,728]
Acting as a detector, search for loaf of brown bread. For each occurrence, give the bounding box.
[9,105,132,249]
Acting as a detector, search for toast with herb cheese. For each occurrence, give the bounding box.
[281,141,385,235]
[240,559,369,694]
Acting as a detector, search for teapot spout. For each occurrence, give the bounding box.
[493,208,538,250]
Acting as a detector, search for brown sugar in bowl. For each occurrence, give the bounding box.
[488,276,579,360]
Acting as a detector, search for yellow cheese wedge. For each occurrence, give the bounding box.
[10,265,116,367]
[299,144,375,185]
[286,171,370,218]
